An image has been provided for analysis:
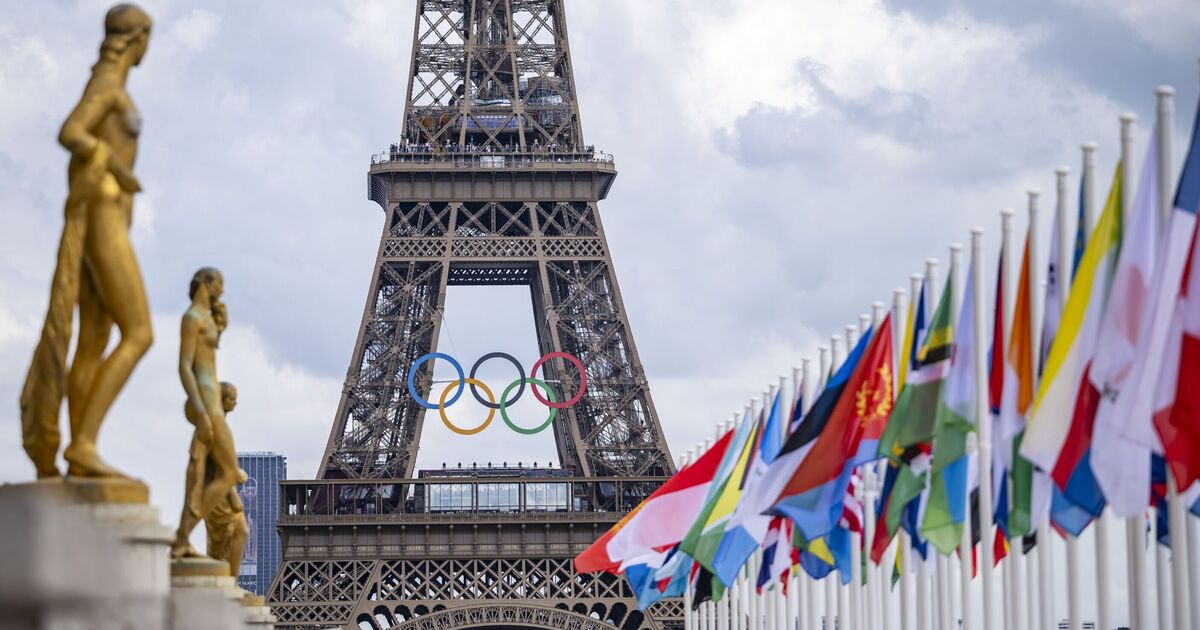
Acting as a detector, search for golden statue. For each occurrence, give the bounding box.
[172,267,240,561]
[203,382,250,575]
[20,3,153,480]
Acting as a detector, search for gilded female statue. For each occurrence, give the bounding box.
[20,4,153,479]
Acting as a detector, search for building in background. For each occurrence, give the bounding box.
[237,451,287,595]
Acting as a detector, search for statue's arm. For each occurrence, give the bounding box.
[58,82,113,159]
[179,313,211,441]
[57,80,140,193]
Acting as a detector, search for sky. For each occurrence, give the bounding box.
[1,0,1199,625]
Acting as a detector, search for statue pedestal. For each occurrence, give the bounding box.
[0,478,172,630]
[169,558,247,630]
[240,594,278,629]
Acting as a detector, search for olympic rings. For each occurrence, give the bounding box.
[407,351,587,435]
[500,378,557,435]
[469,352,524,410]
[409,352,465,410]
[529,352,587,409]
[438,378,496,435]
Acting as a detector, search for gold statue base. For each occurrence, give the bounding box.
[171,556,230,578]
[63,476,150,504]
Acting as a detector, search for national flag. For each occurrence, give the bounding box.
[871,277,923,566]
[575,429,734,573]
[986,254,1012,560]
[769,315,895,541]
[880,276,953,545]
[1022,164,1123,480]
[1000,232,1053,538]
[1090,130,1162,517]
[624,546,693,609]
[1137,96,1200,490]
[921,257,982,554]
[711,392,786,584]
[730,329,876,540]
[757,516,794,592]
[680,409,762,582]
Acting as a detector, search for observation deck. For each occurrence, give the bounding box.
[367,146,618,207]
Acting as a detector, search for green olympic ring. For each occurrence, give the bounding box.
[499,377,558,435]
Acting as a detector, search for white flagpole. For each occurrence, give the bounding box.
[1025,189,1052,630]
[897,280,915,630]
[948,242,972,630]
[830,335,843,630]
[1079,140,1113,630]
[685,448,697,630]
[1052,164,1084,630]
[846,323,862,630]
[800,357,818,630]
[922,260,939,630]
[997,208,1016,630]
[1159,83,1194,630]
[971,228,995,630]
[1121,111,1154,630]
[1156,518,1171,630]
[821,344,836,630]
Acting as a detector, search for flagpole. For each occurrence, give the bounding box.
[1158,83,1194,630]
[832,332,848,630]
[823,342,837,630]
[898,281,916,630]
[870,302,887,630]
[946,242,973,630]
[998,208,1017,630]
[1024,189,1052,630]
[921,260,938,630]
[969,228,995,630]
[800,356,818,630]
[1077,140,1112,630]
[843,324,863,630]
[1120,111,1154,630]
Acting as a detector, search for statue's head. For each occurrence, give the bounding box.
[220,382,238,414]
[188,267,223,303]
[101,4,152,66]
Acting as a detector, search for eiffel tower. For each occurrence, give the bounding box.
[266,2,679,628]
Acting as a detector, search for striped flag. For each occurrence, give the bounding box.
[1021,164,1123,488]
[1154,98,1200,488]
[921,257,981,554]
[1090,130,1161,516]
[575,429,734,573]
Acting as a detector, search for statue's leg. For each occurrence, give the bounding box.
[228,514,249,577]
[64,185,152,477]
[68,266,112,440]
[197,412,238,517]
[172,434,207,558]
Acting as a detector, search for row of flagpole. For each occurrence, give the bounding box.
[574,79,1200,630]
[705,85,1188,630]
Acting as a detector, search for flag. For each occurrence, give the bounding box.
[1000,233,1053,538]
[575,428,734,573]
[880,277,953,544]
[733,330,875,541]
[1090,130,1161,517]
[770,315,895,541]
[1022,164,1123,479]
[711,392,786,584]
[625,546,693,609]
[757,516,793,592]
[1138,97,1200,490]
[680,410,761,582]
[1156,176,1200,482]
[986,254,1013,559]
[921,258,981,554]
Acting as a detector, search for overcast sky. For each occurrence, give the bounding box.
[2,0,1199,624]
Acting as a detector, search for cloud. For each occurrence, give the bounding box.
[0,2,1192,621]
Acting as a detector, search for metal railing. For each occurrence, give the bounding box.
[370,146,615,168]
[277,475,665,520]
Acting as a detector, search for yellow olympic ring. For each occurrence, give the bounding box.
[438,378,496,436]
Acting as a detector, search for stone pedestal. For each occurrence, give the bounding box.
[0,478,173,630]
[240,595,278,629]
[168,558,246,630]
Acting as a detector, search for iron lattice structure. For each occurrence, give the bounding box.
[268,2,677,628]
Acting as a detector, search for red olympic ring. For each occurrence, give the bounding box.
[529,351,587,409]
